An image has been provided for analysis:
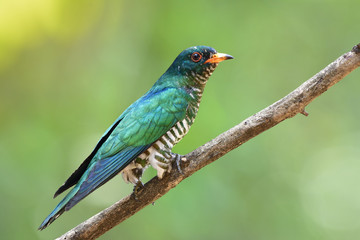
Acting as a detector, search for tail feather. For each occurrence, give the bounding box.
[38,187,78,230]
[39,144,149,230]
[38,206,66,230]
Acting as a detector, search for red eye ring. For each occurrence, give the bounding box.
[191,52,202,62]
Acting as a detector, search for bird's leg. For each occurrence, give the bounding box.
[152,150,187,178]
[130,165,145,200]
[159,149,186,174]
[171,153,186,175]
[133,180,144,201]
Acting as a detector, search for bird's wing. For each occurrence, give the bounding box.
[65,87,189,209]
[53,115,124,198]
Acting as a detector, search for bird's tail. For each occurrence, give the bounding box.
[38,187,78,230]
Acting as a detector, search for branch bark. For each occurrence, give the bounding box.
[57,44,360,240]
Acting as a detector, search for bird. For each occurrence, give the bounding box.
[38,45,233,230]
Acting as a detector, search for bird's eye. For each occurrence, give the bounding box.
[191,52,202,62]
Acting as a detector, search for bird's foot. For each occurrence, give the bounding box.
[152,150,186,178]
[171,153,186,175]
[132,181,144,201]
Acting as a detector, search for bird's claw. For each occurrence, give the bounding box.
[171,153,186,175]
[133,181,144,201]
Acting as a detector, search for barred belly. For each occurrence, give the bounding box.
[121,117,192,184]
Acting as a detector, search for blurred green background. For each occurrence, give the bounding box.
[1,0,360,239]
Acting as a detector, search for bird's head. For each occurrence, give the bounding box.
[168,46,233,78]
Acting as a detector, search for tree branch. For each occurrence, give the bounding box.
[57,43,360,240]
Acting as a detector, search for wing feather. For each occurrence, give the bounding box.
[63,87,189,209]
[66,145,149,210]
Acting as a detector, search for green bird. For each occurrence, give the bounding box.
[39,46,233,230]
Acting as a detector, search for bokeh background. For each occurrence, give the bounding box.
[1,0,359,239]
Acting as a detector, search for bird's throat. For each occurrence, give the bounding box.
[189,63,217,87]
[185,63,218,123]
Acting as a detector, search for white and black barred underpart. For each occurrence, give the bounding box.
[121,64,217,185]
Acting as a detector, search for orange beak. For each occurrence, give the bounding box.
[204,53,234,64]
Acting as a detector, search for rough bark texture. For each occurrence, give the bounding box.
[57,44,360,240]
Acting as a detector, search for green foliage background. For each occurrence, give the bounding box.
[1,0,359,239]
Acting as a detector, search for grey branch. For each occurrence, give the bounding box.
[57,44,360,240]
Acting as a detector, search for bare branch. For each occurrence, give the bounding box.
[57,43,360,240]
